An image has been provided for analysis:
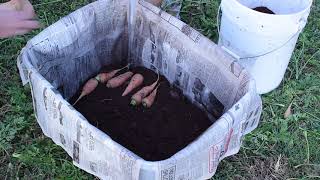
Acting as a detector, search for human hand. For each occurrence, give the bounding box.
[0,0,39,38]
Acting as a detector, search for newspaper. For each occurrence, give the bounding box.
[17,0,262,179]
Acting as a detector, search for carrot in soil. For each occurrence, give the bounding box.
[96,64,130,84]
[73,64,129,106]
[122,74,144,96]
[73,78,99,106]
[142,83,160,108]
[130,72,160,106]
[106,71,134,88]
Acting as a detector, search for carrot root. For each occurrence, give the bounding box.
[130,71,160,106]
[106,71,133,88]
[98,64,131,84]
[122,73,144,96]
[142,83,160,108]
[73,92,85,106]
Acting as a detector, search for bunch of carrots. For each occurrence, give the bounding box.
[73,65,160,108]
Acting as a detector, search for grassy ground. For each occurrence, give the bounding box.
[0,0,319,179]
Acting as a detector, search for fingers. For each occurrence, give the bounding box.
[15,8,36,20]
[14,28,31,36]
[0,0,39,38]
[0,2,14,11]
[1,9,36,20]
[0,28,31,38]
[15,20,40,29]
[0,11,40,29]
[0,0,36,20]
[20,0,36,18]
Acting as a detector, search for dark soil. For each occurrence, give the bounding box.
[253,6,275,14]
[73,66,221,161]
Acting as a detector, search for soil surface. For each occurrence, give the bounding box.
[253,6,275,14]
[73,66,221,161]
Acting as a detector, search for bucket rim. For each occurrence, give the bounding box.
[223,0,313,17]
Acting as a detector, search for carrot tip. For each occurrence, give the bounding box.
[130,100,137,106]
[73,93,85,106]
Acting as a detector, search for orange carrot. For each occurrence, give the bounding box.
[96,64,130,84]
[122,74,144,96]
[106,71,134,88]
[130,72,159,106]
[73,78,98,105]
[142,84,160,108]
[73,64,129,105]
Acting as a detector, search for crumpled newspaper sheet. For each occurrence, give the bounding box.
[17,0,262,179]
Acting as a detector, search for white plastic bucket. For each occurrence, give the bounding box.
[218,0,312,94]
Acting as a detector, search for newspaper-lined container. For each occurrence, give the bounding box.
[17,0,262,179]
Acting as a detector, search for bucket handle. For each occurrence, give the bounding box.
[217,4,307,60]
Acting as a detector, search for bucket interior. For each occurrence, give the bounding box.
[237,0,312,15]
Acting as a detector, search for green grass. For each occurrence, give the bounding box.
[0,0,319,179]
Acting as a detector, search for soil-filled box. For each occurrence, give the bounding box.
[17,0,262,179]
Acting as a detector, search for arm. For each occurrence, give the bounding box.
[0,0,39,38]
